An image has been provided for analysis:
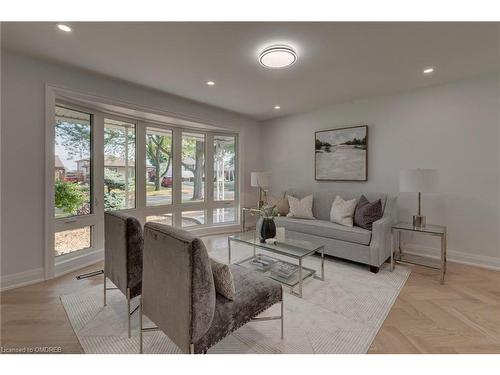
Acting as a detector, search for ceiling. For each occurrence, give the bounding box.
[2,22,499,120]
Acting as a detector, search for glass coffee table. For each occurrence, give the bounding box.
[228,231,325,298]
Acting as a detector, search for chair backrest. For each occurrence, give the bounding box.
[142,222,216,353]
[104,212,143,296]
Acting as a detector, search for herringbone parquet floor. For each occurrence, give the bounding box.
[369,262,500,353]
[2,235,499,353]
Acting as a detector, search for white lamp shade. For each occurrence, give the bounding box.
[400,169,438,193]
[251,172,270,187]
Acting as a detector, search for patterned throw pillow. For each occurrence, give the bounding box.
[354,195,383,230]
[210,258,236,301]
[268,193,290,216]
[287,194,315,219]
[330,195,358,227]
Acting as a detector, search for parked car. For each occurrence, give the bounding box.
[161,176,173,188]
[64,174,79,183]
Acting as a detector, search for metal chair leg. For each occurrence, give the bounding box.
[281,299,284,339]
[139,296,143,354]
[189,343,195,354]
[127,288,131,338]
[103,275,107,306]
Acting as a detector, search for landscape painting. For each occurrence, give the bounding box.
[315,125,367,181]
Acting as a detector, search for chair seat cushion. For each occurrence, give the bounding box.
[194,265,282,352]
[275,217,372,245]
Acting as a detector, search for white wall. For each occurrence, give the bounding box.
[0,50,262,284]
[261,74,500,269]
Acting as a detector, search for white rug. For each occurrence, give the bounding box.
[61,240,410,354]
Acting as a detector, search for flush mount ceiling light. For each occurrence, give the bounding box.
[259,45,297,69]
[56,23,72,32]
[206,81,216,86]
[274,105,281,110]
[423,67,435,75]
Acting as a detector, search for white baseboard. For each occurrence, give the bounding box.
[403,242,500,271]
[0,267,45,291]
[55,248,104,278]
[191,224,240,237]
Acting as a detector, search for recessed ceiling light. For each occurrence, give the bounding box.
[206,81,216,86]
[274,105,281,110]
[56,23,72,32]
[423,67,435,74]
[259,45,297,69]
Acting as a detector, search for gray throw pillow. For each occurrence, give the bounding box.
[209,258,236,301]
[354,195,383,230]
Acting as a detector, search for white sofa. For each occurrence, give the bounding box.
[274,190,396,273]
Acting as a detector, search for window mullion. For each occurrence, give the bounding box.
[92,112,105,251]
[136,121,147,222]
[206,133,215,225]
[172,127,182,227]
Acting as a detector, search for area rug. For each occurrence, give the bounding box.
[61,240,410,354]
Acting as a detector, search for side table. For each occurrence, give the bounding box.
[391,222,447,284]
[241,207,260,232]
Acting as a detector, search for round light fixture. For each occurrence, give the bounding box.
[56,23,72,32]
[423,67,435,74]
[206,81,216,86]
[274,105,281,110]
[259,45,297,69]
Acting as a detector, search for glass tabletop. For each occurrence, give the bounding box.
[229,230,322,259]
[392,222,446,235]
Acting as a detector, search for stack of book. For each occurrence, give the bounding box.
[249,254,277,271]
[272,262,299,279]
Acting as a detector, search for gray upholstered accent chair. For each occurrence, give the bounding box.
[104,211,144,338]
[139,222,283,354]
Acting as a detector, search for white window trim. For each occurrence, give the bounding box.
[45,84,241,280]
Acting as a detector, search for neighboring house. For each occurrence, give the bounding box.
[76,156,136,181]
[146,156,196,181]
[54,155,66,180]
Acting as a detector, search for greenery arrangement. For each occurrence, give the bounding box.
[255,204,280,219]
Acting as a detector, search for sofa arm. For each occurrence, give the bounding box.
[370,216,393,266]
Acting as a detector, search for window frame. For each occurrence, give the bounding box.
[47,92,240,280]
[103,115,138,212]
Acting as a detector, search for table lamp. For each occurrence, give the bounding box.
[400,169,438,227]
[251,172,270,209]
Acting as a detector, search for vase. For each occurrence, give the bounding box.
[256,217,276,243]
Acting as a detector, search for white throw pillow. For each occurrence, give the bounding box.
[287,195,315,219]
[330,195,357,227]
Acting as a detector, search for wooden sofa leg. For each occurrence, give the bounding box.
[369,265,380,274]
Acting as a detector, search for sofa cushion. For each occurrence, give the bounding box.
[275,217,372,245]
[268,193,290,216]
[285,190,387,222]
[194,265,282,353]
[330,195,358,227]
[354,195,383,230]
[287,194,315,219]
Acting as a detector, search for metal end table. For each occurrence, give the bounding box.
[391,222,447,284]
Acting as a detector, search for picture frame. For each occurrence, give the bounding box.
[314,125,368,181]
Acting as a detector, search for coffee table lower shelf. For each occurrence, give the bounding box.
[235,254,316,297]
